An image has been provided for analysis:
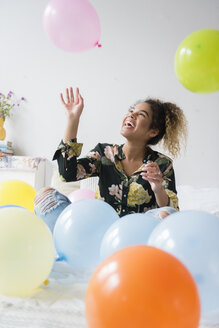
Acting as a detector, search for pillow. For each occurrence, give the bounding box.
[80,176,99,192]
[177,185,219,216]
[51,167,80,196]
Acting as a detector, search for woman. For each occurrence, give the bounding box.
[34,87,187,232]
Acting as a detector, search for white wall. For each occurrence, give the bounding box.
[0,0,219,188]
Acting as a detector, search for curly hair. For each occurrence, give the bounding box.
[136,98,188,158]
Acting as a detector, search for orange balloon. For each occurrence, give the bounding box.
[86,245,200,328]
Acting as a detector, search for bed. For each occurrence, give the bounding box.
[0,260,218,328]
[0,173,219,328]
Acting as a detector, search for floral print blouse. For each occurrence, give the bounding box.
[53,140,178,217]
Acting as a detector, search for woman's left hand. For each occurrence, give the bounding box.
[141,161,163,193]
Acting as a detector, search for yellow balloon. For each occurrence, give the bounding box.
[0,207,55,296]
[174,29,219,93]
[0,180,36,212]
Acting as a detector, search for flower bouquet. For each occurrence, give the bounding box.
[0,91,25,141]
[0,91,25,121]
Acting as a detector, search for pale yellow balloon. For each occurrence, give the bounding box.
[0,207,55,296]
[0,180,36,212]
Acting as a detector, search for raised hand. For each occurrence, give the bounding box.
[61,87,84,143]
[60,87,84,121]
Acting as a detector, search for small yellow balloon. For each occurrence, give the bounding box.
[0,180,36,212]
[174,29,219,93]
[0,207,55,296]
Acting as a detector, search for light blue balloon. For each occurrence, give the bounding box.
[147,206,177,219]
[0,205,23,209]
[148,210,219,317]
[53,199,119,270]
[100,213,160,260]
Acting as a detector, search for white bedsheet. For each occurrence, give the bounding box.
[0,261,218,328]
[0,261,90,328]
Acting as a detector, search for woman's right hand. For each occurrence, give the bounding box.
[60,87,84,121]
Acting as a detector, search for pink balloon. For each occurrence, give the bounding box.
[43,0,101,52]
[68,189,95,203]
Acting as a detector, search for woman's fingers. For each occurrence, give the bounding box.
[66,88,70,103]
[60,93,66,105]
[70,87,74,103]
[75,87,79,103]
[60,87,83,112]
[145,162,158,170]
[141,172,162,182]
[145,162,162,175]
[141,162,163,183]
[78,93,84,105]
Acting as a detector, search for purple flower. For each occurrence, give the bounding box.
[0,113,3,117]
[21,97,25,101]
[17,104,20,106]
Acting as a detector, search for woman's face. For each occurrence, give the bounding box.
[121,102,158,143]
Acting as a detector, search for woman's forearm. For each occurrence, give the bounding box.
[154,187,169,207]
[63,117,80,143]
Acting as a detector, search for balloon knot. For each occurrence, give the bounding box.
[43,279,49,286]
[95,41,102,48]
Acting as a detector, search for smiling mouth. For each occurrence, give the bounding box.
[124,121,135,128]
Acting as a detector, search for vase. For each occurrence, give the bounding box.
[0,117,6,141]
